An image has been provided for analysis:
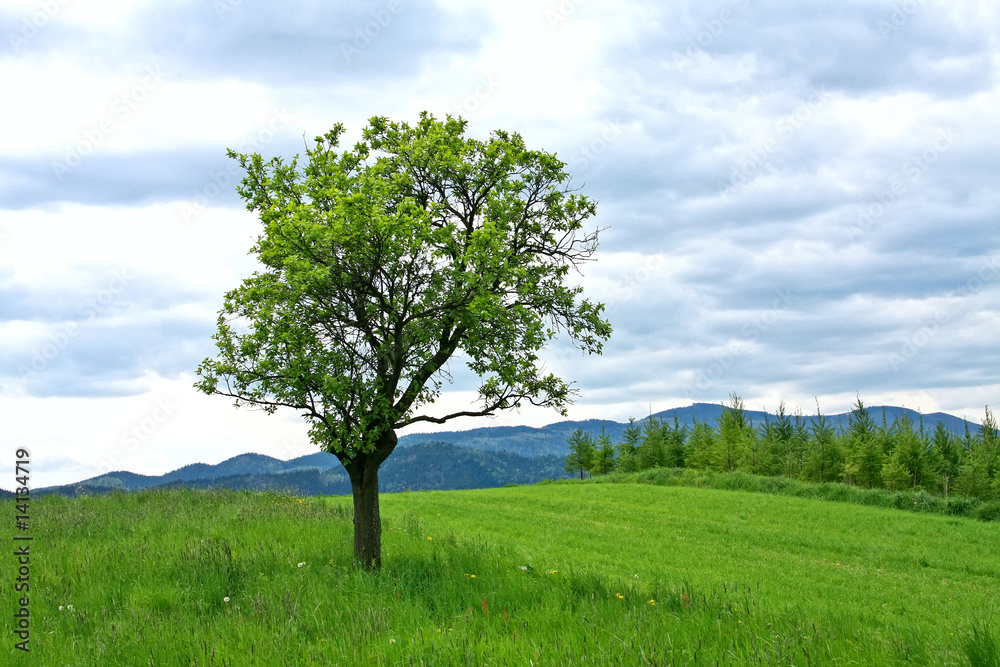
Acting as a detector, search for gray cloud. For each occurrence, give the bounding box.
[4,1,489,84]
[624,0,995,96]
[2,312,217,398]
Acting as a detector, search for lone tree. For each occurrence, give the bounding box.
[195,113,611,569]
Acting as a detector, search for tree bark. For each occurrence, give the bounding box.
[345,428,398,570]
[349,461,382,570]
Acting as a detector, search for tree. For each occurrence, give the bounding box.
[760,402,792,476]
[565,428,596,479]
[931,420,961,496]
[616,417,643,473]
[801,401,844,483]
[881,413,931,491]
[956,407,999,500]
[842,396,883,488]
[715,393,751,472]
[195,113,611,569]
[685,420,715,470]
[636,416,665,471]
[590,424,617,475]
[787,408,810,479]
[662,414,689,468]
[739,428,772,476]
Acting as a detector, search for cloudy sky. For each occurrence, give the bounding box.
[2,0,998,487]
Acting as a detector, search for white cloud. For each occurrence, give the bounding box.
[0,374,314,487]
[0,203,259,290]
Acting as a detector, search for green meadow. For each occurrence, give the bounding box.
[5,481,999,665]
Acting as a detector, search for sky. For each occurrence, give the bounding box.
[1,0,998,487]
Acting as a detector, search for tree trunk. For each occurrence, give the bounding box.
[344,428,398,570]
[349,461,382,570]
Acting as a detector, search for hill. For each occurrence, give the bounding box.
[396,402,976,457]
[27,402,978,496]
[34,442,570,497]
[25,403,978,498]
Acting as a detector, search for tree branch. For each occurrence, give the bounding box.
[398,408,498,427]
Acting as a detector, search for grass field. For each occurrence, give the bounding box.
[4,482,999,665]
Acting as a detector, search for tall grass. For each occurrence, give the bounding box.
[583,466,1000,522]
[4,486,998,665]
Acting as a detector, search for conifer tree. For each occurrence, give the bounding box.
[787,408,810,479]
[739,428,772,475]
[802,401,844,483]
[685,419,716,470]
[760,402,793,476]
[564,428,596,480]
[956,407,999,499]
[881,413,929,490]
[590,424,617,475]
[843,397,883,488]
[714,393,751,472]
[931,420,962,496]
[662,413,689,468]
[955,453,993,499]
[637,416,666,471]
[877,406,897,459]
[616,417,643,473]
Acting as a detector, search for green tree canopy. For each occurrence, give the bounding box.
[195,113,611,568]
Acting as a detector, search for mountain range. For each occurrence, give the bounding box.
[24,402,980,498]
[393,402,977,457]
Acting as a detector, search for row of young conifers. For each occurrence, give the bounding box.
[564,395,1000,500]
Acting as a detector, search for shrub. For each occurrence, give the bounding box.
[974,501,1000,522]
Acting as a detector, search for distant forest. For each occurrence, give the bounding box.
[565,395,1000,500]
